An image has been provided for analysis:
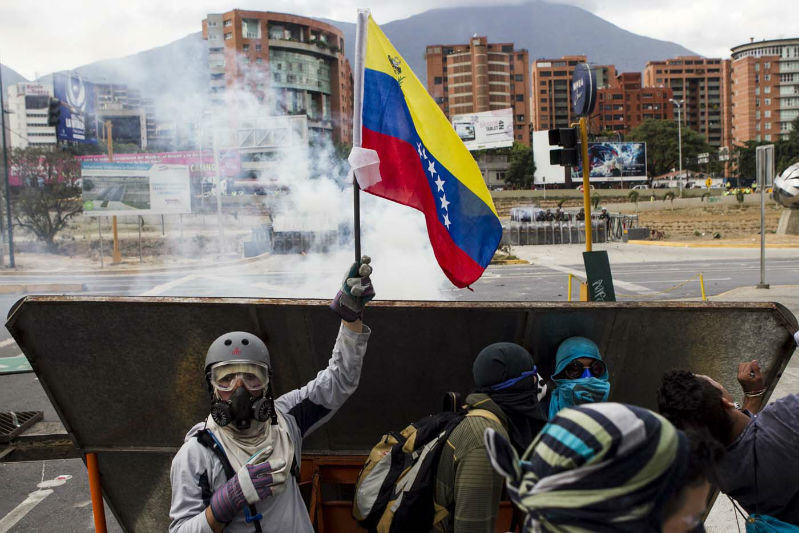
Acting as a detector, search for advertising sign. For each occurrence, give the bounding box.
[78,151,217,179]
[81,162,191,216]
[571,63,597,117]
[451,108,514,150]
[53,72,96,143]
[571,142,647,182]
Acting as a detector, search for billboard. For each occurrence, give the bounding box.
[451,108,514,150]
[81,162,191,216]
[572,142,647,182]
[53,72,96,143]
[78,151,217,179]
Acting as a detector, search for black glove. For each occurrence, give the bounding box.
[330,256,375,322]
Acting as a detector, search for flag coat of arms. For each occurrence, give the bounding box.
[354,15,502,288]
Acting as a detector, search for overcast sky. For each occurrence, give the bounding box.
[1,0,796,80]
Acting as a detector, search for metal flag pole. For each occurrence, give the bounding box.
[351,9,369,262]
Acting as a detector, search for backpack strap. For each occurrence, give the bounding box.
[465,408,502,427]
[196,429,263,533]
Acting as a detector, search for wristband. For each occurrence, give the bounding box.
[744,388,766,398]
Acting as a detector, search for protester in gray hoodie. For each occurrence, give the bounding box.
[169,257,375,533]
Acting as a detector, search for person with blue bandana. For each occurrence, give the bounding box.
[546,336,610,419]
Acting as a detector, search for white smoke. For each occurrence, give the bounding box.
[124,51,453,301]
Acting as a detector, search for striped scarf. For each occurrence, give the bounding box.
[512,403,688,532]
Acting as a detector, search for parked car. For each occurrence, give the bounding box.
[575,184,596,191]
[631,184,649,190]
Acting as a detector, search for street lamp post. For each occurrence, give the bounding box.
[670,98,684,196]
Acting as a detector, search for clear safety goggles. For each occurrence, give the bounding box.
[210,361,269,392]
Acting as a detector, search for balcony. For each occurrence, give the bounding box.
[268,39,339,58]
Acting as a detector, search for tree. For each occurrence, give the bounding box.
[505,142,535,189]
[626,120,713,178]
[10,147,83,252]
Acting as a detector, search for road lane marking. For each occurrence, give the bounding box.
[540,264,653,294]
[139,273,200,296]
[0,475,71,533]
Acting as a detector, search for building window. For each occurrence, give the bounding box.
[765,98,771,105]
[765,74,771,81]
[434,77,442,84]
[256,58,263,64]
[765,62,771,69]
[514,74,523,82]
[242,19,261,39]
[243,44,249,51]
[515,94,523,101]
[765,110,771,118]
[256,44,262,51]
[224,33,232,40]
[765,86,771,94]
[223,19,232,27]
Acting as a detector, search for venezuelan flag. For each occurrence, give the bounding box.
[359,15,502,288]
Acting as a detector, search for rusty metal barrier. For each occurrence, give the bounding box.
[5,296,798,532]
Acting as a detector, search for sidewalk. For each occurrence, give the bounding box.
[704,285,799,531]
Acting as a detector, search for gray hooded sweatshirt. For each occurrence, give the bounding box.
[169,323,370,533]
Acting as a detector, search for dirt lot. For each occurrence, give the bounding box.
[636,203,798,243]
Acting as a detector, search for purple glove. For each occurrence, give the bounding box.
[209,460,287,523]
[331,256,375,322]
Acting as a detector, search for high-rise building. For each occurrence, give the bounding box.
[730,38,799,143]
[5,83,56,149]
[94,83,150,149]
[590,73,673,135]
[530,55,617,131]
[202,10,353,145]
[425,37,531,145]
[643,56,731,147]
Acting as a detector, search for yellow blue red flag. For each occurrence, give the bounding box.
[357,15,502,288]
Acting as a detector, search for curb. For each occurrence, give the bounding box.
[490,259,530,265]
[0,283,86,295]
[0,252,271,277]
[627,240,799,249]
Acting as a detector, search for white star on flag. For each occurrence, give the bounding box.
[443,213,451,229]
[417,143,428,160]
[427,160,436,177]
[440,194,450,210]
[434,176,445,192]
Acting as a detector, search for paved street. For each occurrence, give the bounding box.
[0,243,797,531]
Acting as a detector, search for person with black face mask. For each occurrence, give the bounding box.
[169,257,375,533]
[431,342,547,533]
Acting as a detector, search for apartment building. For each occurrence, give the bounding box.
[643,56,731,147]
[730,38,799,143]
[5,83,56,149]
[425,36,531,145]
[202,10,353,144]
[590,72,673,135]
[530,55,617,131]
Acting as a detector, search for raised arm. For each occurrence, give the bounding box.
[276,256,375,438]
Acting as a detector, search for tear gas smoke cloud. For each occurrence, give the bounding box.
[121,51,454,301]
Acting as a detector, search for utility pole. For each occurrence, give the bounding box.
[671,98,684,197]
[0,56,15,267]
[106,120,121,264]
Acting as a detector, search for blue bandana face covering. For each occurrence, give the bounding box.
[548,376,610,419]
[548,337,610,419]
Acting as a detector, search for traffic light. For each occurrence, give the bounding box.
[47,98,61,127]
[548,127,579,166]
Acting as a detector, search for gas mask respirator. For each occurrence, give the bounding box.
[208,362,277,429]
[210,386,276,430]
